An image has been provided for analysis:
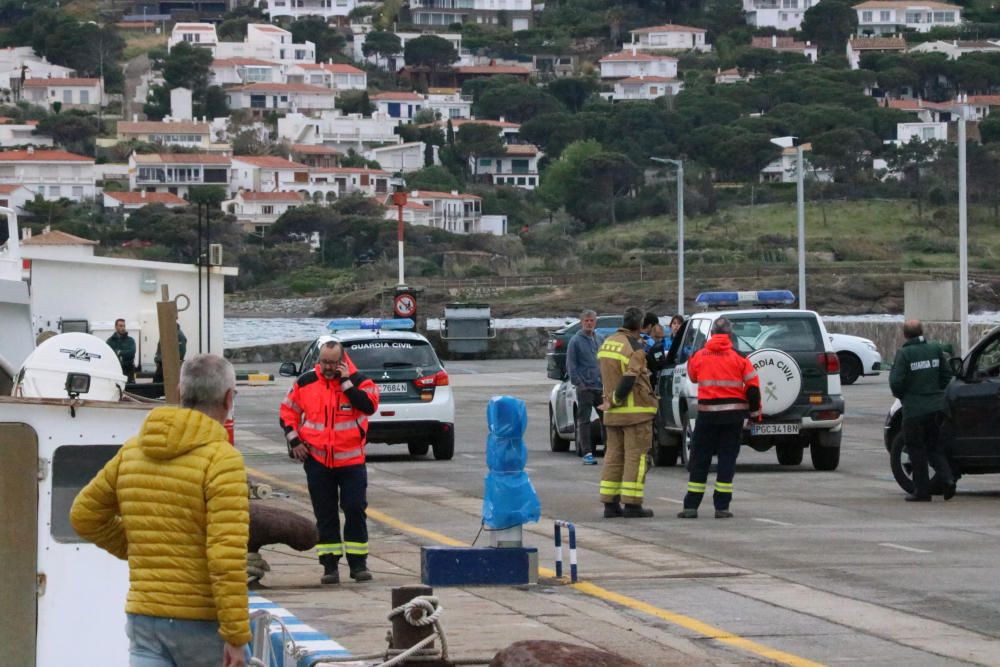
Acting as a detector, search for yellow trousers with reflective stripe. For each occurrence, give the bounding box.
[600,421,652,505]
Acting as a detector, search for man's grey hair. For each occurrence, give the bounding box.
[711,317,732,335]
[321,341,343,351]
[180,354,236,410]
[580,309,597,319]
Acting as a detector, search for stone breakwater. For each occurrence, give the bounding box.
[223,321,999,365]
[225,296,326,318]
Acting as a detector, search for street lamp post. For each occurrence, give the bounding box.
[651,157,684,315]
[958,115,969,355]
[770,137,806,310]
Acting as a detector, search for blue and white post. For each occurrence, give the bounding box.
[554,520,577,583]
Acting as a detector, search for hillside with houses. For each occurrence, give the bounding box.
[1,0,1000,299]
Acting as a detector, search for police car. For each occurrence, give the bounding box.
[279,319,455,460]
[654,291,844,471]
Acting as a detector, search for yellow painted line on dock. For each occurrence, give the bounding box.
[247,466,826,667]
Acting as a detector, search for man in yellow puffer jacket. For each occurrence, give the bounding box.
[71,354,250,667]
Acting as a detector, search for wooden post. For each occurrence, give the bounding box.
[390,584,448,665]
[157,285,181,405]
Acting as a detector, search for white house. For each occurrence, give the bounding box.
[0,46,75,93]
[230,155,310,194]
[218,25,316,65]
[895,121,948,144]
[210,57,282,86]
[168,23,219,52]
[847,35,908,69]
[265,0,358,24]
[364,142,434,173]
[714,67,754,84]
[278,111,401,151]
[405,190,483,234]
[0,149,95,202]
[966,94,1000,121]
[908,39,1000,59]
[21,77,103,110]
[743,0,818,30]
[129,152,231,197]
[0,118,49,147]
[303,166,391,203]
[226,190,304,233]
[285,63,367,91]
[0,183,34,213]
[855,0,962,35]
[760,143,832,183]
[613,76,683,101]
[628,24,710,52]
[424,88,473,120]
[226,82,336,115]
[750,35,819,62]
[373,91,424,122]
[383,197,433,227]
[102,190,189,217]
[352,30,469,72]
[451,118,521,144]
[116,120,213,150]
[472,144,541,190]
[408,0,534,31]
[599,50,678,80]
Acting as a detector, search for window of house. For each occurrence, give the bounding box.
[862,10,873,21]
[49,186,60,197]
[262,205,274,214]
[933,11,952,21]
[880,10,891,20]
[63,90,72,103]
[905,11,922,22]
[80,90,89,104]
[72,186,83,198]
[517,177,526,185]
[479,158,492,167]
[511,159,529,173]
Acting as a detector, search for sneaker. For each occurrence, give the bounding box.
[715,510,734,519]
[676,509,698,519]
[582,453,597,465]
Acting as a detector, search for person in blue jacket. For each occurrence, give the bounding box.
[567,309,603,465]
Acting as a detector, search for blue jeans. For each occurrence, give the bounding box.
[126,613,250,667]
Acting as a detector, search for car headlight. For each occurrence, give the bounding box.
[864,341,878,352]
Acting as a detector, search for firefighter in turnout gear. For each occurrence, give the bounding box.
[597,307,659,518]
[280,341,380,584]
[678,317,761,519]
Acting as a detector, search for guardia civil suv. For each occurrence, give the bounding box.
[654,291,844,471]
[280,319,455,460]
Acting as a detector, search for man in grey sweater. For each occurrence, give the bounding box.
[567,309,603,465]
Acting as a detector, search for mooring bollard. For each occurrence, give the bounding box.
[553,520,577,583]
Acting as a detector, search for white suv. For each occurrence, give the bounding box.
[654,291,845,471]
[279,320,455,460]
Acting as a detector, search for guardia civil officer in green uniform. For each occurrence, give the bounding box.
[106,318,137,383]
[889,319,955,502]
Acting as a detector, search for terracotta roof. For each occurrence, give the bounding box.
[600,51,677,62]
[854,0,959,8]
[132,153,231,165]
[781,142,813,155]
[292,144,341,154]
[454,65,532,75]
[848,36,907,50]
[372,91,424,101]
[630,24,706,34]
[175,23,216,31]
[884,98,957,111]
[118,121,210,134]
[105,191,188,205]
[239,191,304,202]
[0,183,27,193]
[618,76,679,84]
[229,82,333,94]
[717,67,741,75]
[968,95,1000,105]
[232,155,309,169]
[296,63,365,74]
[503,144,539,156]
[451,118,520,129]
[21,230,98,246]
[410,190,481,200]
[22,77,100,87]
[312,167,389,175]
[0,149,93,162]
[212,57,277,67]
[252,25,287,33]
[751,36,813,50]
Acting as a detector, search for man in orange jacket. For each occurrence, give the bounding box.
[678,317,761,519]
[280,341,380,584]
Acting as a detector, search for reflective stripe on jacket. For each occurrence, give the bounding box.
[279,353,379,468]
[597,329,657,426]
[689,334,761,419]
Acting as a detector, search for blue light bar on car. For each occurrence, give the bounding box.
[694,290,796,308]
[327,318,415,331]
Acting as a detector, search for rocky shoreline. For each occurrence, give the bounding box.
[225,296,326,318]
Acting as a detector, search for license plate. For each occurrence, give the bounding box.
[751,423,800,435]
[378,383,408,394]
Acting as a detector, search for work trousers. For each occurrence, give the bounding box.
[304,457,369,567]
[575,388,603,457]
[600,421,652,505]
[903,411,952,498]
[684,419,743,511]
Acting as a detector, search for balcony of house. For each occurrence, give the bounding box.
[135,166,229,185]
[269,0,350,18]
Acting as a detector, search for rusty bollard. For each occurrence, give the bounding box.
[390,585,450,666]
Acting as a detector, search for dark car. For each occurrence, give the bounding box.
[884,326,1000,494]
[545,315,624,380]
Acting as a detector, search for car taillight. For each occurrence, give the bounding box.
[433,369,449,386]
[818,352,840,374]
[813,409,841,420]
[415,370,449,388]
[553,339,565,351]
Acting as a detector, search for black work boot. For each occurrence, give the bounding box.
[603,502,623,518]
[319,554,340,585]
[349,559,373,582]
[904,494,931,502]
[623,504,654,518]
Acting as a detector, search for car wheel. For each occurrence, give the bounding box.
[838,352,862,385]
[652,425,679,467]
[407,441,429,457]
[810,431,841,471]
[549,407,570,453]
[776,443,803,466]
[679,415,693,468]
[573,410,585,457]
[432,428,455,461]
[889,431,944,494]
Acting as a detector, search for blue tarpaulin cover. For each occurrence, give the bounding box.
[481,396,540,528]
